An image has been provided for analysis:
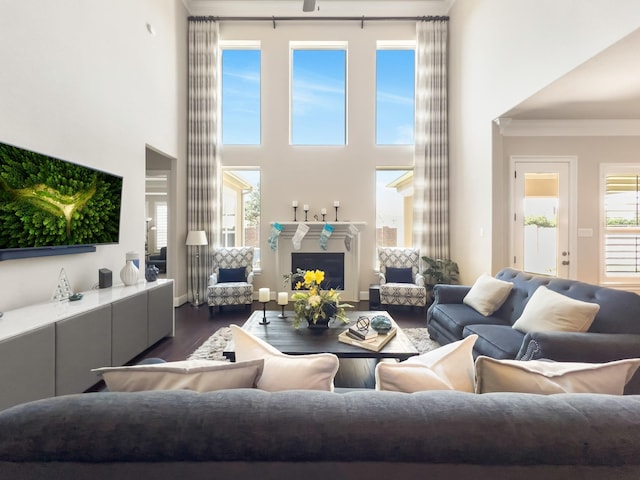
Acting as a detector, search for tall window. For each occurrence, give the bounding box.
[221,43,261,145]
[376,43,415,145]
[603,168,640,281]
[376,168,413,250]
[222,169,261,267]
[291,43,346,145]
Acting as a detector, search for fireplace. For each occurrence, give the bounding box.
[291,252,345,290]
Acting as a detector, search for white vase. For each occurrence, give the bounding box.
[120,260,139,286]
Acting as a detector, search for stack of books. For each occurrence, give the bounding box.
[338,325,398,352]
[346,325,378,342]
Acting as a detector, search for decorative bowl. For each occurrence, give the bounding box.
[370,315,392,334]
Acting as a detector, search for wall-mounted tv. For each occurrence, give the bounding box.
[0,141,123,261]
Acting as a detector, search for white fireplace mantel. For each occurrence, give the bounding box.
[272,222,366,302]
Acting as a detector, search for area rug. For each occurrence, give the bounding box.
[187,326,441,361]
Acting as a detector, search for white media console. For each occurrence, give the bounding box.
[0,279,174,410]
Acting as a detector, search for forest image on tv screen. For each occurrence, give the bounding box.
[0,142,123,249]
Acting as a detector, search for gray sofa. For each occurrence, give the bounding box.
[1,388,640,479]
[427,268,640,366]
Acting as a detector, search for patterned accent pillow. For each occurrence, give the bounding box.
[218,267,246,283]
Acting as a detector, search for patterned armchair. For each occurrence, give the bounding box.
[207,247,254,317]
[377,247,427,310]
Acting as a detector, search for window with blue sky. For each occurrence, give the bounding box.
[221,46,261,145]
[376,46,415,145]
[291,45,346,145]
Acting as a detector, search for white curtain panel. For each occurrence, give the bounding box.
[413,19,449,260]
[187,19,219,305]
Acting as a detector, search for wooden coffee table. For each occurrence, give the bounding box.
[223,310,418,361]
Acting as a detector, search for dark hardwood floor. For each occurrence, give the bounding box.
[134,301,428,363]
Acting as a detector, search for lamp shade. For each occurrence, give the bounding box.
[185,230,208,246]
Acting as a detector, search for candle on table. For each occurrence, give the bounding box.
[277,292,288,305]
[333,201,340,207]
[259,288,270,302]
[292,200,298,207]
[320,208,327,215]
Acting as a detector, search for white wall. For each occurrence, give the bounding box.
[0,0,187,311]
[219,21,416,296]
[448,0,640,283]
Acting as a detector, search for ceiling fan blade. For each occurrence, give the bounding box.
[302,0,316,12]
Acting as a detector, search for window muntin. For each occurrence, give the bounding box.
[221,46,261,145]
[291,44,346,145]
[222,168,261,268]
[603,170,640,279]
[376,46,415,145]
[376,168,413,251]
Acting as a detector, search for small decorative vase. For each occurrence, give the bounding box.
[306,302,336,329]
[145,265,159,282]
[120,260,139,286]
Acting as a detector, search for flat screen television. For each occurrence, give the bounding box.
[0,141,123,261]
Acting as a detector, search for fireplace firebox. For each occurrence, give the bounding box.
[291,253,345,290]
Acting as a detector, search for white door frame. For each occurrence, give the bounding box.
[509,155,578,279]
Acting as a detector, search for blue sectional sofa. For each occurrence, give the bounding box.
[427,268,640,368]
[1,388,640,479]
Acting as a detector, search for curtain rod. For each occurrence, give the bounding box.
[189,15,448,29]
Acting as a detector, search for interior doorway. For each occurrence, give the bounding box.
[145,146,175,280]
[510,156,577,279]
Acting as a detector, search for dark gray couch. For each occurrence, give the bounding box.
[427,268,640,364]
[1,388,640,479]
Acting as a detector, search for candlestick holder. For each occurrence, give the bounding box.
[293,206,298,222]
[304,209,309,222]
[334,206,339,222]
[259,301,270,325]
[322,213,326,222]
[278,304,287,319]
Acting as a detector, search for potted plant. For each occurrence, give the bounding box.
[422,256,460,301]
[284,269,352,329]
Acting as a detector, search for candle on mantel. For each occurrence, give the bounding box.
[320,208,327,215]
[292,200,298,207]
[259,288,270,303]
[333,201,340,207]
[303,204,309,211]
[277,292,288,305]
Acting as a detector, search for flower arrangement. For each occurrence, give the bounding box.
[285,268,352,328]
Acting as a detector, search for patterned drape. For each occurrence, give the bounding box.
[413,19,449,260]
[187,19,219,305]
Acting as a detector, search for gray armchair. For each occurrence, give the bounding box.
[377,247,427,310]
[207,247,254,317]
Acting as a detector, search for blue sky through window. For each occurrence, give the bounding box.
[222,49,261,145]
[291,49,346,145]
[376,49,415,145]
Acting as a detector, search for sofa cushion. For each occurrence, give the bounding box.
[463,273,513,316]
[385,267,413,283]
[512,286,600,334]
[475,356,640,395]
[230,324,339,392]
[463,324,525,359]
[429,303,510,339]
[375,335,477,393]
[92,359,264,392]
[218,267,247,283]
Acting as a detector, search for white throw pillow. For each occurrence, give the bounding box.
[92,359,264,392]
[463,273,513,316]
[512,286,600,333]
[230,324,339,392]
[475,356,640,395]
[375,335,478,393]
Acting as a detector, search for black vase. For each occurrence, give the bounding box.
[306,302,336,329]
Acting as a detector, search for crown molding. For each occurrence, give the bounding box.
[496,118,640,137]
